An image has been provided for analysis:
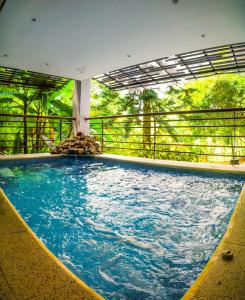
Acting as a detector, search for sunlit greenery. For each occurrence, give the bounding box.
[0,82,73,154]
[0,74,245,162]
[90,74,245,162]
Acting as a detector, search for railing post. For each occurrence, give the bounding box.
[59,118,62,142]
[23,114,28,154]
[231,111,239,165]
[101,119,104,153]
[153,116,156,159]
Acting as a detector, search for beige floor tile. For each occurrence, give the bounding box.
[192,243,245,299]
[31,281,97,300]
[0,269,16,300]
[0,232,76,299]
[228,205,245,246]
[0,196,25,235]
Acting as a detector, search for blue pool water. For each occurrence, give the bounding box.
[1,157,244,300]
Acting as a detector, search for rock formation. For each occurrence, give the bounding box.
[50,133,101,155]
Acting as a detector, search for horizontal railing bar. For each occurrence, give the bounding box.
[86,107,245,120]
[0,146,50,149]
[0,132,23,135]
[0,133,59,135]
[93,124,245,129]
[0,120,24,123]
[105,140,245,148]
[0,132,67,140]
[0,120,72,124]
[157,116,245,122]
[90,116,245,124]
[103,146,245,157]
[0,132,69,135]
[0,113,75,120]
[92,133,245,138]
[0,126,56,129]
[0,139,54,142]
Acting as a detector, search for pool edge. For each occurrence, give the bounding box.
[96,154,245,174]
[0,188,104,300]
[0,153,61,160]
[1,153,245,174]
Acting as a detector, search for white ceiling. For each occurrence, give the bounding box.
[0,0,244,81]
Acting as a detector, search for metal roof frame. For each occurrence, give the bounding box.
[94,42,245,90]
[0,66,70,91]
[0,42,244,91]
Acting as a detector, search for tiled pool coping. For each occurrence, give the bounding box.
[0,153,245,299]
[1,153,245,174]
[98,154,245,174]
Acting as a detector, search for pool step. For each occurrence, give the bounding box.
[0,168,15,178]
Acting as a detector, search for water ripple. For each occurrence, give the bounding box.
[2,157,244,299]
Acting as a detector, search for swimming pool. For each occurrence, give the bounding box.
[1,157,244,299]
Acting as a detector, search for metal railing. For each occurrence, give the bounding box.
[0,113,75,154]
[86,107,245,164]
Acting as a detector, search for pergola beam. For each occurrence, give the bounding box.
[0,66,70,91]
[94,42,245,90]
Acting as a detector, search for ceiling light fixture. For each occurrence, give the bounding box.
[76,67,85,74]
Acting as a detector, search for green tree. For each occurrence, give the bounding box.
[0,89,43,153]
[0,83,73,153]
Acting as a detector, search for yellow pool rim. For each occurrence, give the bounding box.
[0,188,104,300]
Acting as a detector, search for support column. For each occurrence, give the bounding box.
[72,80,81,136]
[80,79,90,135]
[72,79,90,136]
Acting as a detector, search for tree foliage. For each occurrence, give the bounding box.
[0,83,73,154]
[0,73,244,162]
[90,74,245,162]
